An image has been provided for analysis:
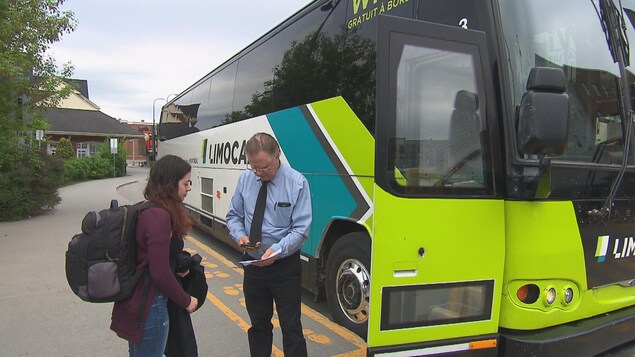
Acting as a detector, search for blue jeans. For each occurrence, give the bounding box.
[128,292,169,357]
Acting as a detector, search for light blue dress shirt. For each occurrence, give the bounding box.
[226,163,312,259]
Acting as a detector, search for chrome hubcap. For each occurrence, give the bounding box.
[335,258,370,324]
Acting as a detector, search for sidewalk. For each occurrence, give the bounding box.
[0,166,149,356]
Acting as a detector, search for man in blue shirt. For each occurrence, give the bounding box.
[226,132,311,357]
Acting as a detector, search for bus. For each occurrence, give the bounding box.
[158,0,635,355]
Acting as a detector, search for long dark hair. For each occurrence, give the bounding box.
[144,155,192,237]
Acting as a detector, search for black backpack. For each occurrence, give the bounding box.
[65,200,154,303]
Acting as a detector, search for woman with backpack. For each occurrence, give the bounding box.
[111,155,199,356]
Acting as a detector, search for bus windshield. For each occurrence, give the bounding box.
[499,0,635,165]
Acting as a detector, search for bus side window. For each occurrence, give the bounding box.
[233,44,275,120]
[269,1,345,112]
[209,61,238,126]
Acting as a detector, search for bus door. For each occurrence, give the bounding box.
[369,15,504,355]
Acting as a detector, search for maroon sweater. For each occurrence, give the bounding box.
[110,207,192,344]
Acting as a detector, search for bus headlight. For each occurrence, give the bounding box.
[544,286,556,306]
[563,287,574,305]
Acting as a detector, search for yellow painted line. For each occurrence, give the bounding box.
[187,236,240,271]
[206,291,284,357]
[331,349,367,357]
[301,304,366,350]
[188,235,365,355]
[205,291,250,330]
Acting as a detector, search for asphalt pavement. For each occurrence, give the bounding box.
[0,166,153,356]
[0,166,366,357]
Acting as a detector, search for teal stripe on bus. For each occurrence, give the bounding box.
[267,107,357,255]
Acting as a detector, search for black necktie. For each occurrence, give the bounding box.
[250,181,268,244]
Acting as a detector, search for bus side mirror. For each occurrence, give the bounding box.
[517,67,569,156]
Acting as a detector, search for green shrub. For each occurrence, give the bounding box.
[63,158,83,183]
[62,139,127,184]
[87,155,111,178]
[0,146,63,221]
[97,139,128,177]
[63,155,109,183]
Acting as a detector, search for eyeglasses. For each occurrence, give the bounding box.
[247,157,277,173]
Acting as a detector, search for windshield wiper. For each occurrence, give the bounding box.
[597,0,630,65]
[590,0,634,221]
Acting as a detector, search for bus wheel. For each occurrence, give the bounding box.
[325,232,370,339]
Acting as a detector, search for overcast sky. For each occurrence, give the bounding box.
[48,0,313,123]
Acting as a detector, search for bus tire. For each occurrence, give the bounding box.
[325,232,370,339]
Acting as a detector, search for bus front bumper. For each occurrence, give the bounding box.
[499,304,635,356]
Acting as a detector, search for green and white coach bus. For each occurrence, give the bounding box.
[158,0,635,355]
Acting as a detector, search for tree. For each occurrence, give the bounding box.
[55,137,74,160]
[0,0,77,220]
[0,0,76,137]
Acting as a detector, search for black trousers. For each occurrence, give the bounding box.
[243,252,307,357]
